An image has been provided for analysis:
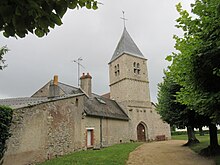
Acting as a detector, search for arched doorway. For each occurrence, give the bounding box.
[137,123,146,142]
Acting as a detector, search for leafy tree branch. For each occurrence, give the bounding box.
[0,46,9,70]
[0,0,98,38]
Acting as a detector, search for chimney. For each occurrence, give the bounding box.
[49,75,60,98]
[80,73,92,97]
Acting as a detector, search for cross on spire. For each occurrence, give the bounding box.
[120,11,128,28]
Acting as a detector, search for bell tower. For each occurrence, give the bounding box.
[108,26,171,142]
[109,27,151,106]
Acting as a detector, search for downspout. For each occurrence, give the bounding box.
[100,117,103,148]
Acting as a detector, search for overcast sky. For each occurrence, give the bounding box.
[0,0,194,102]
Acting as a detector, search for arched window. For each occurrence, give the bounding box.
[117,64,120,75]
[133,62,140,74]
[114,64,120,76]
[133,62,136,73]
[133,62,136,67]
[137,63,140,74]
[114,65,117,76]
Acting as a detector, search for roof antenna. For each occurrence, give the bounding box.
[120,10,128,28]
[73,57,85,87]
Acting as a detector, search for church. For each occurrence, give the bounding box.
[0,27,170,165]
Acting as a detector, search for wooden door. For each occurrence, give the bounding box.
[137,123,146,142]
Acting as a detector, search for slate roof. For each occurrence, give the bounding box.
[110,27,145,63]
[0,94,83,109]
[31,81,82,97]
[0,97,49,109]
[58,82,82,95]
[84,96,129,120]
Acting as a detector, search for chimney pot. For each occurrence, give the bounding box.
[53,75,58,86]
[80,73,86,79]
[85,72,92,79]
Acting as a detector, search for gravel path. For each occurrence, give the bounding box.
[126,140,215,165]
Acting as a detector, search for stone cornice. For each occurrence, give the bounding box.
[109,78,149,86]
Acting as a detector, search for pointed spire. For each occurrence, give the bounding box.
[110,28,144,63]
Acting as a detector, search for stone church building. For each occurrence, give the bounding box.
[0,28,170,165]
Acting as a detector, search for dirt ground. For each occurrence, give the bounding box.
[126,140,215,165]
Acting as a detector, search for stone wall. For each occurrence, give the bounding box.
[82,116,130,148]
[151,105,171,139]
[81,116,101,148]
[3,95,84,165]
[101,118,129,145]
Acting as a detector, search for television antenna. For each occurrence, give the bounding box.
[73,57,85,87]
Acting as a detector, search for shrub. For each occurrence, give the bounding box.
[0,106,13,165]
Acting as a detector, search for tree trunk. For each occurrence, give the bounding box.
[199,126,204,136]
[209,123,219,149]
[200,123,220,156]
[183,126,200,146]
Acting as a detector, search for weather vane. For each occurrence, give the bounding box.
[73,57,85,87]
[120,11,128,28]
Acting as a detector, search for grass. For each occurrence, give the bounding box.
[39,142,142,165]
[172,134,220,165]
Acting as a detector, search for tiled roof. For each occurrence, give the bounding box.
[110,27,144,63]
[84,96,129,121]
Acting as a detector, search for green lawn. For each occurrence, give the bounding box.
[39,143,142,165]
[172,134,220,165]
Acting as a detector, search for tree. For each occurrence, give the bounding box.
[0,46,9,70]
[167,0,220,155]
[156,73,208,146]
[0,106,13,165]
[0,0,98,38]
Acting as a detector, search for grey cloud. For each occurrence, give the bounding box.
[0,0,193,102]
